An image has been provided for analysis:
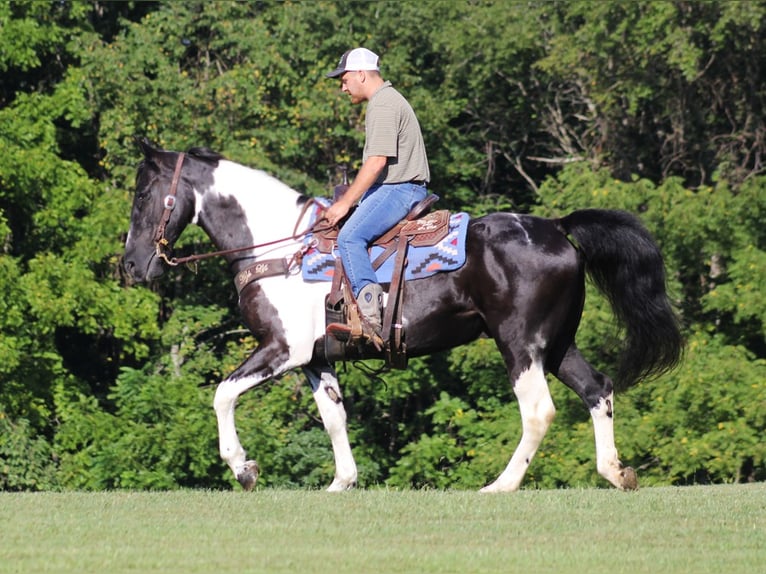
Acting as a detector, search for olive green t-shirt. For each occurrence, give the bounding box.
[363,81,430,184]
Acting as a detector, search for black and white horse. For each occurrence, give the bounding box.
[123,140,682,492]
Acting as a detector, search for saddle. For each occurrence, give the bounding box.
[314,194,448,369]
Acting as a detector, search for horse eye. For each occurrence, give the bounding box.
[135,189,150,203]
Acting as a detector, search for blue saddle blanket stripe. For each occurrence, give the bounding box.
[301,200,469,283]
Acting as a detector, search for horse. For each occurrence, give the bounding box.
[123,139,683,492]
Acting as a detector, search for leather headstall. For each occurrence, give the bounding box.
[154,152,186,264]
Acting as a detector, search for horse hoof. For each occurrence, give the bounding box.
[327,478,357,492]
[236,460,260,491]
[620,466,639,490]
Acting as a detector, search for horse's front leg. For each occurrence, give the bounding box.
[304,366,358,491]
[214,380,262,490]
[213,345,294,491]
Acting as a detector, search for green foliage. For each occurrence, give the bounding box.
[619,333,766,485]
[1,0,765,491]
[52,299,243,490]
[702,177,766,345]
[388,392,478,489]
[54,347,228,490]
[0,410,58,491]
[535,1,766,185]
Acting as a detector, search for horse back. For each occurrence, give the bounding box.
[401,212,584,358]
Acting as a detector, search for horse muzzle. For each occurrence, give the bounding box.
[123,247,167,283]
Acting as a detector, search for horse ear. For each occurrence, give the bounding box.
[135,136,158,159]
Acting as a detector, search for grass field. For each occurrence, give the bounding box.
[1,483,764,574]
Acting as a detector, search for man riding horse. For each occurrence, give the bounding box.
[323,47,430,348]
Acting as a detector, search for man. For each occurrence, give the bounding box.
[324,47,430,346]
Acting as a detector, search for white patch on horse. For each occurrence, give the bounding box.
[590,393,627,488]
[510,213,532,244]
[214,363,291,478]
[481,360,555,492]
[212,161,305,255]
[191,187,204,225]
[258,276,331,361]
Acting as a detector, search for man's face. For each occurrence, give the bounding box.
[340,71,365,104]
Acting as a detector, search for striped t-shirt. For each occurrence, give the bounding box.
[363,81,430,184]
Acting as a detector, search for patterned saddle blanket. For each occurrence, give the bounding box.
[301,199,469,283]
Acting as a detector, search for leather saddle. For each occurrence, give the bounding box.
[314,194,448,368]
[313,194,447,257]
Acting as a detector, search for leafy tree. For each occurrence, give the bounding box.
[0,0,162,487]
[0,410,58,491]
[2,0,765,491]
[535,1,766,187]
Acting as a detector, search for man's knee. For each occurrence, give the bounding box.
[337,231,367,251]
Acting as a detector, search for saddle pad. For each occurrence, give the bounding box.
[302,201,469,283]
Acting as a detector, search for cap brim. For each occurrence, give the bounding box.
[326,67,345,78]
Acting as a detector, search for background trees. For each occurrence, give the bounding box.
[1,0,764,490]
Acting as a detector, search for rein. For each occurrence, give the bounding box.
[152,155,332,273]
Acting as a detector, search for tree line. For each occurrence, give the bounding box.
[1,0,764,490]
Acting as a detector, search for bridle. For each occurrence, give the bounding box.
[151,152,332,271]
[153,152,186,265]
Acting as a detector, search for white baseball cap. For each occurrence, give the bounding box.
[326,48,380,78]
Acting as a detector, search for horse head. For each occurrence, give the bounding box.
[123,138,201,282]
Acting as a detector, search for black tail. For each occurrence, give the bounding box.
[558,209,683,387]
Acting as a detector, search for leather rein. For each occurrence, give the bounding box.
[152,152,331,284]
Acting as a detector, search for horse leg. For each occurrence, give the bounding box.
[213,343,299,490]
[481,358,556,493]
[214,375,265,491]
[304,366,358,491]
[553,345,638,490]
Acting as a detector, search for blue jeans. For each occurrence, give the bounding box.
[337,182,428,296]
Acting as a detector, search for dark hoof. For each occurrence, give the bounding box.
[236,460,260,491]
[621,466,639,490]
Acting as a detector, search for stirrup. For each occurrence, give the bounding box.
[326,322,352,342]
[326,321,383,351]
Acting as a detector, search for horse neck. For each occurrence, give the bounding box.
[195,160,307,271]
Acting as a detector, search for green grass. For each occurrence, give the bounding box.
[1,484,764,573]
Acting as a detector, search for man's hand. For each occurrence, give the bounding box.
[324,200,352,227]
[322,155,387,226]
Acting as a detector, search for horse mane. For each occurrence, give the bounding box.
[186,146,226,164]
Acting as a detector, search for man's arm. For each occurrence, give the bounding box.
[324,155,387,226]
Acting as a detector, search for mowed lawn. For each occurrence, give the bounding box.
[1,483,764,574]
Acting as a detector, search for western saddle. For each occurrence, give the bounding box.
[314,193,449,369]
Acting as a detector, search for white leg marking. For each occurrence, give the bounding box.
[591,393,629,488]
[481,361,555,493]
[310,368,357,491]
[214,367,295,481]
[213,378,251,477]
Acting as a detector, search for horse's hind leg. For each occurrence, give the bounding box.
[481,358,556,493]
[553,345,638,490]
[304,366,358,491]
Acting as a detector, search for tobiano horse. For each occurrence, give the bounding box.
[123,139,682,492]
